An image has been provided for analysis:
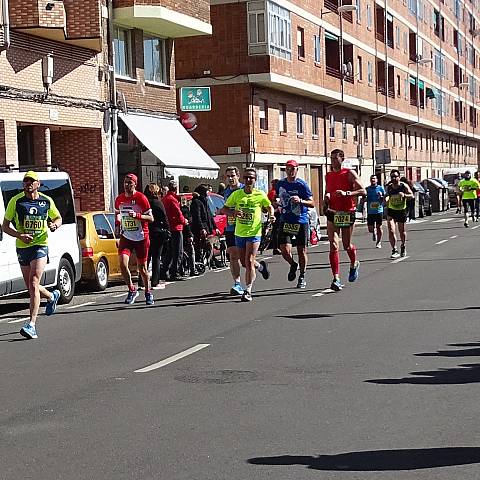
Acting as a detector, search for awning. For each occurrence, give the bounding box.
[119,112,219,179]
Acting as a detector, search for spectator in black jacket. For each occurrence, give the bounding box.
[144,183,170,288]
[190,184,216,260]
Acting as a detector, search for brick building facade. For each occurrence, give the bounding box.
[0,0,211,210]
[176,0,480,208]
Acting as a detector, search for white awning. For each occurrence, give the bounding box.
[119,112,219,179]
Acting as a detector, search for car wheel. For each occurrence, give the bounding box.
[92,258,109,291]
[57,258,75,304]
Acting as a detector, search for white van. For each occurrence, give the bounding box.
[0,169,81,303]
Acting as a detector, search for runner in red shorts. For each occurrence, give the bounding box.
[324,149,366,291]
[115,174,154,305]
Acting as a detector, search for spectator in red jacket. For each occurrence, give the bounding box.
[162,181,187,280]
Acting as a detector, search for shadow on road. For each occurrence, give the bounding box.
[247,447,480,471]
[366,363,480,385]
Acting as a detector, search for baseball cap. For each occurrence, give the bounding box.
[125,173,138,184]
[23,170,39,182]
[285,160,299,168]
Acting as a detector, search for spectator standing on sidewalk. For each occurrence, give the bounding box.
[162,180,187,280]
[144,183,170,288]
[268,179,281,255]
[190,184,216,261]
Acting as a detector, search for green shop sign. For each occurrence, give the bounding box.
[180,87,211,112]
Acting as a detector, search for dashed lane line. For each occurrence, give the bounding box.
[450,235,458,239]
[472,225,480,230]
[66,302,95,309]
[435,239,449,245]
[433,218,454,223]
[391,256,409,264]
[8,317,30,324]
[134,344,210,373]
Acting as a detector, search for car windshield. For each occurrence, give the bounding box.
[1,179,76,224]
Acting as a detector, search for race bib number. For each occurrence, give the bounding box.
[227,215,236,226]
[283,223,300,234]
[333,212,352,227]
[390,194,403,207]
[23,216,43,234]
[369,201,380,209]
[238,208,254,226]
[122,216,139,232]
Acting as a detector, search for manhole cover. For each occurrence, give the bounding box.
[175,370,259,384]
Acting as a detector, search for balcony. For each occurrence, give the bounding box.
[9,0,103,51]
[113,0,212,38]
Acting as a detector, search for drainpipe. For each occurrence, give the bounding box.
[107,0,119,207]
[2,0,10,49]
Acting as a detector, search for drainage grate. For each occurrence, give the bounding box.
[174,370,259,384]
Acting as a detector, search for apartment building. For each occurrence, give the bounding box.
[0,0,215,211]
[176,0,480,207]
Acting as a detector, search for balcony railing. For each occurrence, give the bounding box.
[326,65,342,79]
[344,74,354,84]
[324,0,339,13]
[388,86,395,98]
[377,84,387,96]
[410,98,418,106]
[387,38,393,48]
[376,32,385,43]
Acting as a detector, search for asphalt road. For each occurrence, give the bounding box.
[2,211,480,480]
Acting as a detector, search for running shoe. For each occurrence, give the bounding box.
[330,279,344,291]
[297,275,307,289]
[45,289,60,316]
[145,291,154,306]
[259,260,270,280]
[390,249,400,259]
[20,323,37,339]
[124,290,139,305]
[230,283,244,295]
[241,291,253,302]
[400,245,407,257]
[348,261,360,282]
[288,261,298,281]
[376,242,382,249]
[464,222,469,228]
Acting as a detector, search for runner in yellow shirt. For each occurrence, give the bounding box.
[222,168,275,302]
[458,171,480,227]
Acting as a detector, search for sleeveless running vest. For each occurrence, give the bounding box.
[326,168,356,212]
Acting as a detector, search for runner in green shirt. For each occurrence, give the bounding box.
[2,171,62,339]
[458,171,480,227]
[222,168,275,302]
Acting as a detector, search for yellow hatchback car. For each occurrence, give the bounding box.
[77,211,137,290]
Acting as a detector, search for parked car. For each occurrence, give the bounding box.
[77,211,137,291]
[0,169,81,303]
[178,192,227,234]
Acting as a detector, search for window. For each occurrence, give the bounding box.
[397,75,401,96]
[143,35,168,84]
[420,133,423,150]
[296,108,303,135]
[392,128,396,147]
[353,120,359,142]
[342,118,348,140]
[385,129,389,146]
[268,1,292,60]
[314,35,321,63]
[114,26,132,77]
[279,103,287,132]
[399,130,404,148]
[297,27,305,58]
[395,26,400,48]
[94,214,115,240]
[367,61,373,84]
[312,110,319,136]
[329,114,335,138]
[364,120,369,143]
[374,127,380,145]
[259,99,268,130]
[357,56,363,80]
[414,132,417,149]
[355,0,362,22]
[248,9,266,44]
[366,4,372,28]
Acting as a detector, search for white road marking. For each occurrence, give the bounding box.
[312,292,324,297]
[66,302,95,309]
[409,219,427,224]
[391,256,409,264]
[112,293,126,298]
[135,344,210,373]
[322,241,329,245]
[472,225,480,230]
[450,235,458,239]
[433,218,454,223]
[435,239,449,245]
[8,317,30,324]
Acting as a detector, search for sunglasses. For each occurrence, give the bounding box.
[390,175,399,178]
[244,176,256,180]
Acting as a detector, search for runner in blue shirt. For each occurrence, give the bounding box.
[365,175,385,248]
[275,159,314,289]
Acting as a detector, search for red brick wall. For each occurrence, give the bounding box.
[62,0,102,40]
[51,129,106,211]
[113,0,210,24]
[176,3,269,80]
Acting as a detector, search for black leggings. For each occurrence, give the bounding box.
[463,199,475,219]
